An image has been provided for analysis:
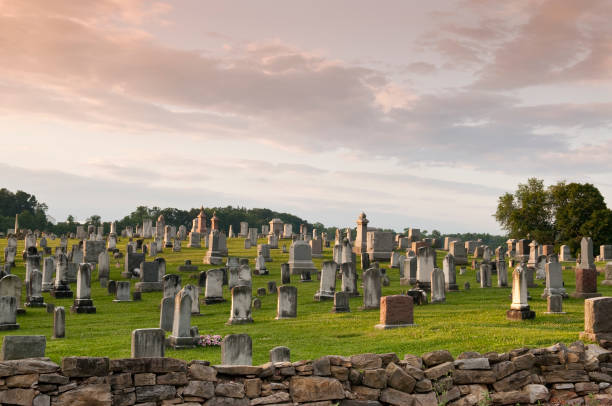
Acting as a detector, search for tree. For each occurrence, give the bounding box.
[494,178,554,244]
[550,182,608,251]
[86,215,101,226]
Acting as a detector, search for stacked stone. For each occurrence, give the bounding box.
[0,343,611,405]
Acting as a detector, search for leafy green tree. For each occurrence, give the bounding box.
[494,178,554,243]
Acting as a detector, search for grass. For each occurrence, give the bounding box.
[1,236,610,365]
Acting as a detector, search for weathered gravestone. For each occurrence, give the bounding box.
[221,334,252,365]
[168,287,195,349]
[580,297,612,343]
[443,254,458,291]
[480,264,492,288]
[289,241,317,278]
[83,240,105,264]
[542,254,568,298]
[603,263,612,286]
[114,281,132,302]
[416,246,435,291]
[26,270,45,307]
[331,291,350,313]
[270,346,291,363]
[276,285,297,319]
[1,335,46,360]
[362,268,382,310]
[42,256,55,292]
[559,245,573,262]
[374,295,414,329]
[545,294,565,315]
[314,261,336,301]
[204,269,225,304]
[53,306,65,338]
[0,296,19,330]
[227,285,253,325]
[366,231,394,261]
[430,268,446,303]
[135,261,162,292]
[341,262,359,297]
[131,328,165,358]
[0,275,24,313]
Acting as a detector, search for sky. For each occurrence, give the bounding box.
[1,0,612,234]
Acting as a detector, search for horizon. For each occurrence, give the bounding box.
[2,1,612,234]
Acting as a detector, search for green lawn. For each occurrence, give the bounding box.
[1,236,610,365]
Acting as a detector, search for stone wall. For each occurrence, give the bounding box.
[1,342,612,406]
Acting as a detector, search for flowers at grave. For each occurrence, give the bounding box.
[198,334,223,347]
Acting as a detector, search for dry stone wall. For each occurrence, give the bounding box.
[1,342,612,406]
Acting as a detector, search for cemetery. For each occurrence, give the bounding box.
[1,206,612,405]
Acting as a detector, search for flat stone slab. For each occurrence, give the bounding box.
[1,336,46,360]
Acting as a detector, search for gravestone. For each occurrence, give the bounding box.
[400,255,417,286]
[601,245,612,261]
[244,239,251,249]
[204,269,225,304]
[314,261,336,301]
[107,235,117,251]
[572,237,601,299]
[442,254,458,291]
[515,239,530,260]
[430,268,446,303]
[341,262,359,297]
[366,231,394,261]
[542,255,568,298]
[331,291,350,313]
[83,240,105,264]
[132,328,165,358]
[289,241,317,276]
[416,246,436,291]
[389,251,400,268]
[374,295,414,329]
[0,296,19,330]
[0,275,24,313]
[362,268,382,309]
[255,255,268,275]
[270,346,291,362]
[114,281,132,302]
[71,264,96,313]
[160,297,174,332]
[162,274,182,299]
[185,284,200,316]
[1,336,45,360]
[53,306,65,338]
[107,280,117,295]
[535,255,547,280]
[580,297,612,343]
[221,334,252,365]
[276,285,297,319]
[239,222,249,238]
[480,264,492,288]
[173,239,181,252]
[188,232,201,248]
[341,239,353,264]
[507,264,535,320]
[248,228,258,246]
[267,281,277,294]
[168,287,195,349]
[26,270,45,307]
[178,259,198,272]
[229,265,252,290]
[227,285,253,325]
[603,263,612,286]
[559,245,573,262]
[98,252,110,288]
[545,295,565,315]
[203,230,223,265]
[310,237,323,258]
[124,250,145,278]
[281,263,291,285]
[497,260,508,287]
[42,257,55,292]
[360,253,371,273]
[65,262,78,284]
[135,261,162,292]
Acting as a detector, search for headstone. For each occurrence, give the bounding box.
[248,228,258,246]
[331,291,350,313]
[114,281,132,302]
[579,297,612,342]
[507,264,535,320]
[497,260,508,287]
[42,257,55,292]
[374,295,414,329]
[83,240,105,264]
[289,241,317,276]
[270,346,290,362]
[535,255,547,280]
[163,274,182,299]
[227,285,253,325]
[188,232,201,248]
[389,251,400,268]
[221,334,252,365]
[400,255,417,286]
[173,239,181,252]
[0,296,19,330]
[366,231,394,261]
[559,245,573,262]
[479,264,492,288]
[160,297,174,332]
[572,237,601,299]
[53,306,65,338]
[255,255,268,275]
[0,275,24,313]
[135,261,162,292]
[603,263,612,286]
[204,269,225,304]
[1,336,45,360]
[362,268,381,309]
[314,261,336,301]
[601,245,612,261]
[107,280,117,295]
[131,328,165,358]
[276,285,297,319]
[168,287,195,348]
[184,284,200,315]
[542,255,568,298]
[341,262,359,297]
[545,294,565,315]
[430,268,446,303]
[98,252,110,287]
[203,230,223,265]
[229,265,252,290]
[283,223,293,238]
[281,263,291,285]
[26,270,45,307]
[244,239,251,249]
[65,262,78,284]
[239,222,249,238]
[442,254,458,291]
[416,246,436,291]
[71,263,96,313]
[124,250,145,278]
